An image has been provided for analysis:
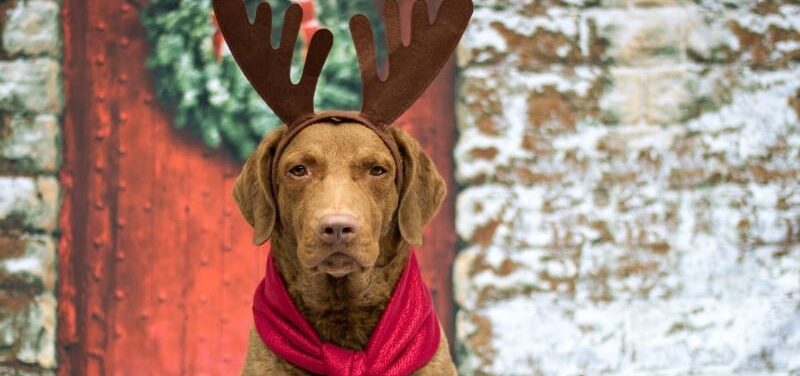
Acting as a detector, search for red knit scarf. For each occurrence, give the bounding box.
[252,251,441,376]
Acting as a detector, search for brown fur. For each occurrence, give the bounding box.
[233,122,454,375]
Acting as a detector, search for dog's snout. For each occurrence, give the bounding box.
[318,214,359,244]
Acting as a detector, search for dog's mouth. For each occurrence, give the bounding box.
[311,252,365,277]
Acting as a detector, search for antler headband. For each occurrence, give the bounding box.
[213,0,473,192]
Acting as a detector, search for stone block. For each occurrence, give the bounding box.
[0,114,60,172]
[589,7,688,66]
[456,68,508,136]
[679,67,739,121]
[526,73,605,132]
[2,0,61,57]
[0,294,56,369]
[0,176,59,232]
[598,0,628,7]
[455,185,513,244]
[0,59,62,114]
[453,246,480,309]
[599,68,645,124]
[0,176,37,228]
[685,8,740,63]
[0,234,57,294]
[644,68,692,125]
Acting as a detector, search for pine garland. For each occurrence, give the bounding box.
[140,0,385,160]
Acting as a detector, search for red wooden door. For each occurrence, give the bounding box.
[57,0,456,374]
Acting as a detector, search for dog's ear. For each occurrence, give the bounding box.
[233,127,286,245]
[391,127,447,246]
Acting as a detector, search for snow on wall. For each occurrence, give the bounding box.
[0,0,62,373]
[453,0,800,374]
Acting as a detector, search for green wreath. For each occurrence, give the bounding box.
[141,0,385,160]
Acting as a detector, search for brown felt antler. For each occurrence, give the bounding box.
[215,0,472,221]
[212,0,334,126]
[350,0,473,127]
[214,0,472,128]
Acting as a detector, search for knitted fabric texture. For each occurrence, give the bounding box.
[253,251,441,376]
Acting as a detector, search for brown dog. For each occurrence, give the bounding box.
[233,122,456,375]
[214,0,471,372]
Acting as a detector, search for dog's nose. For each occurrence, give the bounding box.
[318,214,359,244]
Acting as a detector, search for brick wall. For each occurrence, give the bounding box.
[0,0,61,373]
[453,0,800,374]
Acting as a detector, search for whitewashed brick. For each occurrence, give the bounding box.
[0,114,60,172]
[0,176,59,232]
[589,7,689,66]
[0,2,62,373]
[0,294,57,369]
[685,7,740,62]
[0,235,57,293]
[600,69,645,125]
[2,0,61,56]
[645,68,693,125]
[455,2,800,372]
[0,59,62,114]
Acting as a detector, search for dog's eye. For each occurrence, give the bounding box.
[289,165,307,177]
[370,166,387,176]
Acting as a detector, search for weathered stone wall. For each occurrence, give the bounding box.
[453,0,800,374]
[0,0,61,373]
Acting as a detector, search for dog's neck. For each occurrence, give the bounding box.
[270,230,409,350]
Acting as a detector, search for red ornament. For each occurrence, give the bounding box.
[211,11,225,62]
[297,0,321,50]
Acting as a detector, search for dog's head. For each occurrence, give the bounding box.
[233,121,445,277]
[215,0,471,277]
